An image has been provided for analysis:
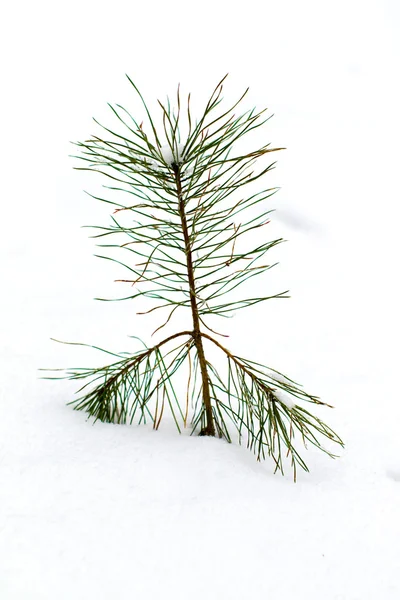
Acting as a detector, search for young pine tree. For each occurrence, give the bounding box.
[45,75,343,479]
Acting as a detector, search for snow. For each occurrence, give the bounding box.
[1,1,400,599]
[267,371,297,408]
[1,380,400,600]
[160,142,185,166]
[274,389,296,409]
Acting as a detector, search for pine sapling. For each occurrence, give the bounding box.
[43,75,344,479]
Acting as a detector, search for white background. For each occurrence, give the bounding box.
[1,1,400,599]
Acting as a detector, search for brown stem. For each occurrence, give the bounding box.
[172,162,215,436]
[200,332,332,408]
[102,330,193,389]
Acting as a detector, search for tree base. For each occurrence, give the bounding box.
[199,426,216,437]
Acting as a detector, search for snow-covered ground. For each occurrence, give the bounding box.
[1,1,400,598]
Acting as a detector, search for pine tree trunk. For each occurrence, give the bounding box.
[173,163,215,436]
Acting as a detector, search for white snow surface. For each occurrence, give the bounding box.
[1,1,400,599]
